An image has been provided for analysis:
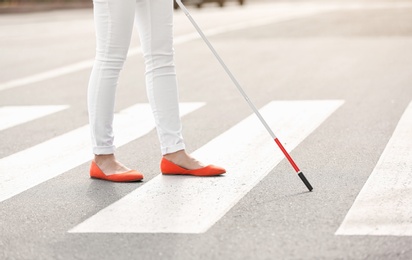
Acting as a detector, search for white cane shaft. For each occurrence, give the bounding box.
[175,0,276,139]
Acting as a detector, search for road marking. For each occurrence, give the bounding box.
[0,105,68,131]
[335,101,412,236]
[2,2,412,92]
[69,100,344,234]
[0,102,204,203]
[0,7,333,92]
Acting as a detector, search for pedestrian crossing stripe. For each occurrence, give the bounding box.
[0,105,69,131]
[0,102,204,203]
[69,100,344,234]
[0,6,331,92]
[335,101,412,236]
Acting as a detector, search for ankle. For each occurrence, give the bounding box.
[93,154,130,173]
[163,150,205,169]
[163,150,185,161]
[94,154,119,168]
[94,154,116,164]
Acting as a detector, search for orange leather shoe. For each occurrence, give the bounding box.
[90,161,143,182]
[160,158,226,176]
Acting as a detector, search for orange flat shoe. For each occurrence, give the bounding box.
[90,161,144,182]
[160,158,226,176]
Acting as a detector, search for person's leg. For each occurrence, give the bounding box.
[134,0,204,169]
[88,0,136,173]
[134,0,183,155]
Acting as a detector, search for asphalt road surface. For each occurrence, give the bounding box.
[1,1,412,259]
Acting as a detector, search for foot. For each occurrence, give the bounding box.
[94,154,131,175]
[91,154,143,182]
[163,150,205,170]
[161,157,226,176]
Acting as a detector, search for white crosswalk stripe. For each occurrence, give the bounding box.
[0,10,321,92]
[335,101,412,236]
[0,102,204,203]
[0,105,68,131]
[69,100,344,234]
[2,99,411,236]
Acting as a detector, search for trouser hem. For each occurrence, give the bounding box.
[93,145,116,155]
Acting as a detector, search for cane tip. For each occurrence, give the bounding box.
[298,172,313,192]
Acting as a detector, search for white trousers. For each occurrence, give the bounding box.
[88,0,185,155]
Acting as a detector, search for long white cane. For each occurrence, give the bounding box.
[175,0,313,191]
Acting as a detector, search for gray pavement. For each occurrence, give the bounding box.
[1,1,412,259]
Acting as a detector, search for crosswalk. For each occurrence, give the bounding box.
[69,100,343,233]
[0,4,331,92]
[335,101,412,236]
[0,103,204,203]
[1,99,411,235]
[0,105,68,131]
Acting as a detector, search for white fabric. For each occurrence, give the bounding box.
[88,0,185,155]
